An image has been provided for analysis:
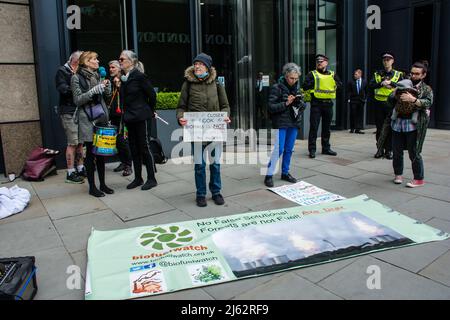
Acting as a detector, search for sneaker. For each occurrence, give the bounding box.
[281,173,297,184]
[394,176,403,184]
[406,180,425,188]
[384,151,393,160]
[212,194,225,206]
[77,167,87,178]
[264,176,274,188]
[66,172,84,184]
[196,197,207,207]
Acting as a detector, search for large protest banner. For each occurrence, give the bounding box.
[183,112,228,142]
[85,195,449,300]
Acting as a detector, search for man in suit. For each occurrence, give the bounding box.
[347,69,367,134]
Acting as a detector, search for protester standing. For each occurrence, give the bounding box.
[370,53,404,159]
[177,53,231,208]
[264,63,305,188]
[390,62,433,188]
[108,60,133,177]
[119,50,158,191]
[55,51,86,184]
[71,51,114,197]
[347,68,367,134]
[302,54,342,159]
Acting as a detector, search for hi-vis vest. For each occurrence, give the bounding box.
[374,70,402,102]
[312,70,337,100]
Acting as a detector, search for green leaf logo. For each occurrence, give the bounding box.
[139,226,194,251]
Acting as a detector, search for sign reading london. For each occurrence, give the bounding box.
[183,112,228,142]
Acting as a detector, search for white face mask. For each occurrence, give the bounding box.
[121,75,128,83]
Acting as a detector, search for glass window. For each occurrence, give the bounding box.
[200,0,237,123]
[136,0,191,92]
[68,0,123,66]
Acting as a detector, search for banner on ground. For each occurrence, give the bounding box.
[183,112,228,142]
[269,181,346,206]
[85,195,449,300]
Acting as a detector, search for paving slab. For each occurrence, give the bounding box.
[164,193,252,220]
[125,209,193,228]
[318,256,450,300]
[70,250,87,280]
[140,288,214,300]
[354,184,418,208]
[233,273,342,300]
[419,251,450,287]
[0,216,62,257]
[348,160,393,175]
[42,193,108,221]
[0,195,47,226]
[221,165,263,180]
[220,177,264,198]
[32,246,76,300]
[150,180,197,199]
[202,273,283,300]
[371,242,450,273]
[32,180,87,200]
[396,196,450,222]
[226,189,285,209]
[100,188,175,221]
[53,209,126,253]
[294,257,360,284]
[309,163,367,179]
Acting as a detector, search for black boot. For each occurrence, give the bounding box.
[127,178,144,189]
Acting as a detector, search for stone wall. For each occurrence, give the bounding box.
[0,0,41,175]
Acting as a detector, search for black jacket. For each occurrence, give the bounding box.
[302,69,342,107]
[268,77,305,129]
[347,78,367,104]
[55,64,77,115]
[120,68,157,123]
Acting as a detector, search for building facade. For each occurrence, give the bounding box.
[0,0,449,175]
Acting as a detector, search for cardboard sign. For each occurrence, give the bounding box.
[183,112,228,142]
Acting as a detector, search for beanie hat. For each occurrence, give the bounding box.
[193,53,213,70]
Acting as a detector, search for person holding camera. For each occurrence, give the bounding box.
[71,51,113,198]
[302,54,342,159]
[264,63,305,188]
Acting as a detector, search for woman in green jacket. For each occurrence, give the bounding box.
[177,53,231,208]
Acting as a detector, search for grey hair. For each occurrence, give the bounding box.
[121,50,139,66]
[282,63,302,77]
[108,60,121,69]
[68,51,83,64]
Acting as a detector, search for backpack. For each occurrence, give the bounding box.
[149,137,168,164]
[21,148,59,181]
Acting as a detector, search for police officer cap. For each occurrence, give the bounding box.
[316,54,329,62]
[382,52,395,60]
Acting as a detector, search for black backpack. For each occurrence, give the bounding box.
[149,137,168,164]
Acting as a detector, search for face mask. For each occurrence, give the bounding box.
[121,75,128,83]
[196,72,209,79]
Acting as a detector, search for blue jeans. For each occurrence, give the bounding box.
[192,142,222,198]
[267,127,298,176]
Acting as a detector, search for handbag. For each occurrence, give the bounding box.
[84,103,106,122]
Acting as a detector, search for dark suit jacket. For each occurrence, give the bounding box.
[120,68,157,123]
[347,78,367,104]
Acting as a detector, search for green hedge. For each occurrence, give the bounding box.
[156,92,180,110]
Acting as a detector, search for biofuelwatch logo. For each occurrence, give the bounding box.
[138,226,195,251]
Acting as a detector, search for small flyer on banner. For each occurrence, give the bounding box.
[269,181,346,206]
[183,112,228,142]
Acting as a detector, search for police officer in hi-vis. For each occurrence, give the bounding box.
[302,54,342,159]
[370,52,404,159]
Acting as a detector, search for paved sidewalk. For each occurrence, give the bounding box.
[1,129,450,300]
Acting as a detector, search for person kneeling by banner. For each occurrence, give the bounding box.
[177,53,231,208]
[389,61,433,188]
